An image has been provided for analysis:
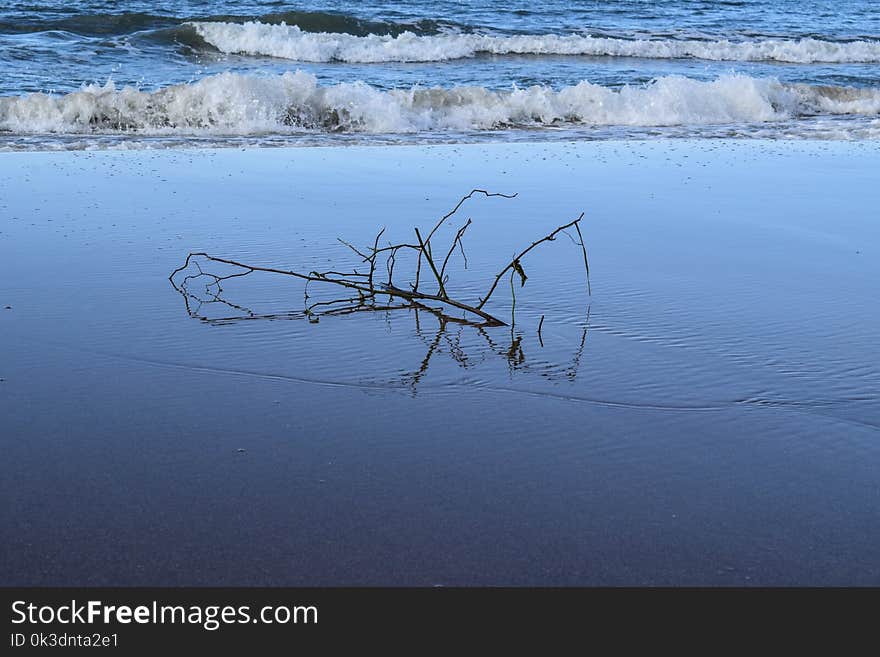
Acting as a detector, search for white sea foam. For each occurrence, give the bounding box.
[189,21,880,64]
[2,72,879,137]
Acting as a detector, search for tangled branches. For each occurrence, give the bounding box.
[169,189,590,328]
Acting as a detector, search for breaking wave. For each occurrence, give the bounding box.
[190,21,880,64]
[2,71,879,137]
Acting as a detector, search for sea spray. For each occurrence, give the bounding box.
[3,72,879,136]
[191,21,880,64]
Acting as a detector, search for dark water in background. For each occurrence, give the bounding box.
[1,1,880,148]
[1,141,879,584]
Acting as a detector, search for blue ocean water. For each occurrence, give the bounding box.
[1,1,879,147]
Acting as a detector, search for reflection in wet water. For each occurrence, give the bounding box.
[170,253,590,392]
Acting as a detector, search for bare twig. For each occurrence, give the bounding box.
[414,227,447,300]
[573,221,592,297]
[425,189,517,246]
[414,189,516,292]
[477,212,586,310]
[439,217,472,285]
[336,238,370,261]
[509,267,517,328]
[367,227,386,291]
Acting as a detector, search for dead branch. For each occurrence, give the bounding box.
[439,217,472,286]
[476,212,588,310]
[169,190,589,328]
[414,227,447,299]
[413,189,515,292]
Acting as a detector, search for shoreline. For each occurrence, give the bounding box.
[2,138,879,585]
[3,130,880,154]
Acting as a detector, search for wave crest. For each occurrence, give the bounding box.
[1,72,878,137]
[190,21,880,64]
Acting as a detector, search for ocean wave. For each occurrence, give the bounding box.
[0,10,453,37]
[190,21,880,64]
[0,12,179,36]
[1,72,878,137]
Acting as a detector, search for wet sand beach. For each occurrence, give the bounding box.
[1,139,879,585]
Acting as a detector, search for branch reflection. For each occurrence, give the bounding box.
[171,267,590,392]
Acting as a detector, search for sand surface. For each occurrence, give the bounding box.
[1,140,878,585]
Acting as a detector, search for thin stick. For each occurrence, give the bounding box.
[439,218,472,285]
[337,238,370,260]
[424,189,516,247]
[509,269,517,328]
[573,220,591,296]
[368,227,386,292]
[414,227,447,299]
[477,213,585,310]
[414,189,515,293]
